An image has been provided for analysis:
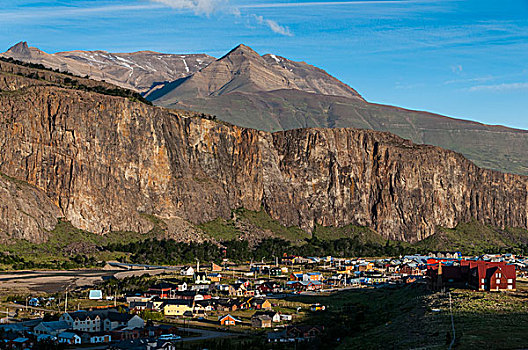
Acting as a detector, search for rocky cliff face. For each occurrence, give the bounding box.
[1,60,527,243]
[0,174,62,243]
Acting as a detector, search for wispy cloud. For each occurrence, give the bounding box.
[240,0,426,8]
[253,15,293,36]
[443,76,494,85]
[150,0,294,36]
[469,82,528,92]
[0,4,163,21]
[450,64,463,74]
[150,0,229,16]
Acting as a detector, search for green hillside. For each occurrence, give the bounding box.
[167,89,528,176]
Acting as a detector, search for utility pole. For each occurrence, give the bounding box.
[64,290,68,313]
[114,289,117,307]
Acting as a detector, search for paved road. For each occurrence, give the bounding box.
[177,326,237,342]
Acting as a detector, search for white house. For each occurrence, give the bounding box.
[58,332,81,345]
[60,310,144,332]
[180,266,195,276]
[177,282,188,292]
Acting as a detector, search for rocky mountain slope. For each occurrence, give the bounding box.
[1,59,527,244]
[148,44,362,103]
[148,45,528,177]
[1,41,214,93]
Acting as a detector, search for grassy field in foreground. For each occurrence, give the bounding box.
[337,280,528,350]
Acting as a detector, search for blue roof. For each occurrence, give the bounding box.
[89,290,103,299]
[287,280,322,286]
[59,332,79,339]
[12,338,29,343]
[39,321,69,331]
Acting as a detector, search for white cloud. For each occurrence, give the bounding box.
[253,15,294,37]
[240,1,426,8]
[150,0,294,36]
[469,82,528,92]
[150,0,227,16]
[450,64,463,73]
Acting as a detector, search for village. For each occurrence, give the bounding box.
[0,251,527,349]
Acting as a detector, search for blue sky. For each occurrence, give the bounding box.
[1,0,527,129]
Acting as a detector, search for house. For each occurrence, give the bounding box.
[257,282,282,294]
[253,311,281,323]
[7,337,33,349]
[111,327,142,341]
[281,256,299,265]
[130,301,149,312]
[218,314,241,326]
[287,280,323,291]
[268,325,324,342]
[216,284,235,295]
[468,261,516,291]
[307,272,323,281]
[230,283,247,297]
[357,262,374,272]
[143,324,179,338]
[194,272,210,284]
[180,266,195,276]
[252,298,272,310]
[269,267,283,277]
[287,325,323,340]
[177,282,188,292]
[147,297,165,312]
[28,297,40,307]
[216,299,238,312]
[289,272,323,282]
[162,300,194,316]
[193,300,214,316]
[207,273,222,282]
[60,310,144,332]
[58,332,82,345]
[81,332,112,344]
[146,283,174,299]
[290,272,305,281]
[89,290,103,300]
[211,262,223,272]
[429,251,462,259]
[252,315,272,328]
[36,334,57,343]
[280,314,293,321]
[33,321,70,336]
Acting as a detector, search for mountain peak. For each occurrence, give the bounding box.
[6,41,31,56]
[220,44,260,60]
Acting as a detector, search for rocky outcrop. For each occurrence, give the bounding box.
[0,174,62,243]
[0,62,527,243]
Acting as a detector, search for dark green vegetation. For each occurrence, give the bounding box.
[0,56,152,105]
[416,220,528,256]
[333,281,528,349]
[295,284,434,349]
[198,209,311,242]
[0,220,155,270]
[2,213,528,270]
[163,89,528,176]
